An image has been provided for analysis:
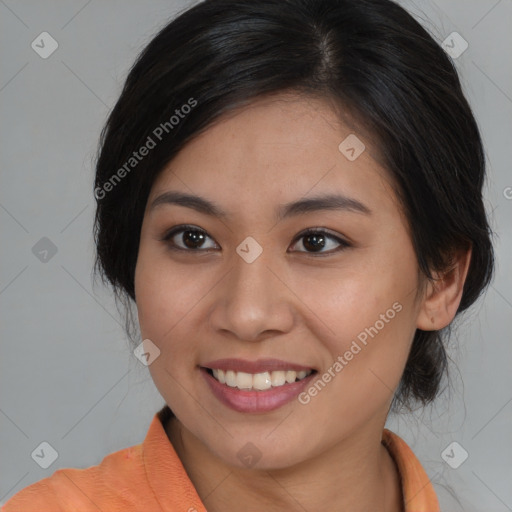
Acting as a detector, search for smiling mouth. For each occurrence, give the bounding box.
[205,368,315,391]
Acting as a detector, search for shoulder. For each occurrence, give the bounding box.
[1,408,199,512]
[1,443,151,512]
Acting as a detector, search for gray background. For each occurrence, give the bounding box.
[1,0,511,509]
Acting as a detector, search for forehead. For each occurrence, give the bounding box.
[148,93,397,219]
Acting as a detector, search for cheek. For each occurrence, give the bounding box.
[135,255,170,338]
[296,238,419,398]
[134,252,202,406]
[309,282,414,388]
[296,296,416,437]
[299,252,416,347]
[134,246,218,381]
[135,246,195,339]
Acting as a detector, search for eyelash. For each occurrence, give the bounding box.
[160,224,351,256]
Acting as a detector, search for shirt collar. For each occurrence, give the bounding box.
[382,428,440,511]
[142,406,207,511]
[142,406,439,511]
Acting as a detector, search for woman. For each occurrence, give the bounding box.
[3,0,494,510]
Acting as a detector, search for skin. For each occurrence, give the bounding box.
[134,92,471,512]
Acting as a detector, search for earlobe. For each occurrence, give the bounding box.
[416,247,472,331]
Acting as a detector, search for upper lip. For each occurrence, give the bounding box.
[201,358,315,374]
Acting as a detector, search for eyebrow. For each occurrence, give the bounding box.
[149,190,371,220]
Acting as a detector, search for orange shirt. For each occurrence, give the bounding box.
[2,406,439,511]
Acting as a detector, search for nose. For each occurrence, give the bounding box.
[208,245,295,342]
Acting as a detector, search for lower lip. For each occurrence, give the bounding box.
[200,367,315,413]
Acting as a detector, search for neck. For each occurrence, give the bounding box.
[165,418,404,512]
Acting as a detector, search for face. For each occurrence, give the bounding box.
[134,93,425,469]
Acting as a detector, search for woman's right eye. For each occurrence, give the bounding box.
[161,225,219,252]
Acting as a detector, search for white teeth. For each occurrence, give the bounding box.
[225,370,237,387]
[210,368,312,391]
[236,371,253,390]
[285,370,297,384]
[271,370,286,387]
[252,372,272,390]
[212,369,226,384]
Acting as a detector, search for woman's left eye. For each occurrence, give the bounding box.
[160,225,350,255]
[289,228,351,254]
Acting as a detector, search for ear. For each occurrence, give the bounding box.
[416,247,472,331]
